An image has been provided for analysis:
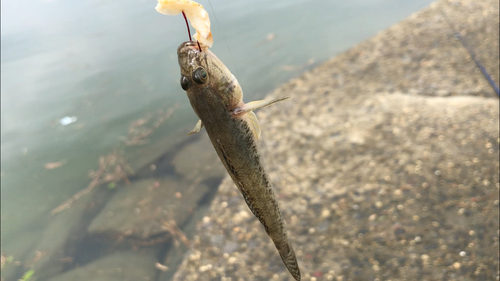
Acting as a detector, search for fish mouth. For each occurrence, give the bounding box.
[177,41,205,74]
[177,41,199,53]
[177,41,207,58]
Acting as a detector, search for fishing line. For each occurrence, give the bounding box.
[439,5,500,97]
[182,11,202,52]
[206,0,288,195]
[181,12,192,41]
[206,0,241,80]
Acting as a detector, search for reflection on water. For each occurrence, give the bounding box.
[1,0,435,279]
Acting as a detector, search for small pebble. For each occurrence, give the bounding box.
[199,265,208,272]
[189,251,201,261]
[202,216,211,224]
[397,204,404,210]
[432,221,440,227]
[155,262,169,272]
[375,201,383,208]
[459,251,466,257]
[321,209,331,218]
[415,236,422,242]
[453,262,461,269]
[413,215,420,221]
[469,230,475,236]
[239,210,249,218]
[369,214,377,221]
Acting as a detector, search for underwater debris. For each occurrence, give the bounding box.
[50,151,133,215]
[59,116,77,126]
[161,219,190,248]
[123,104,178,146]
[44,161,67,170]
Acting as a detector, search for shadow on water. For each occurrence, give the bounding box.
[59,188,118,271]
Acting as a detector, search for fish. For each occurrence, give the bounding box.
[177,41,301,281]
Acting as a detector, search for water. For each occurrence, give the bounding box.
[1,0,435,278]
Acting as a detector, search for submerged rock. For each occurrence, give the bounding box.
[172,134,225,181]
[10,187,114,281]
[88,177,210,240]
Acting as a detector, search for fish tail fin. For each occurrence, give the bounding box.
[277,241,301,281]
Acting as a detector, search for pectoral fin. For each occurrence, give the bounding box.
[246,111,261,140]
[233,96,290,116]
[187,120,204,136]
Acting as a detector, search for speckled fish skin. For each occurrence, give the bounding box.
[177,41,301,281]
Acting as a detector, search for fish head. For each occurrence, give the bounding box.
[177,41,243,113]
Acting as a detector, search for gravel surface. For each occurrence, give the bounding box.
[173,0,499,280]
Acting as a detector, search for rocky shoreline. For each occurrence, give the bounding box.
[172,0,499,280]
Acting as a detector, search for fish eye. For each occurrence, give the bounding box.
[180,75,191,91]
[193,67,208,84]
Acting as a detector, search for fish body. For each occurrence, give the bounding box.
[177,41,300,281]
